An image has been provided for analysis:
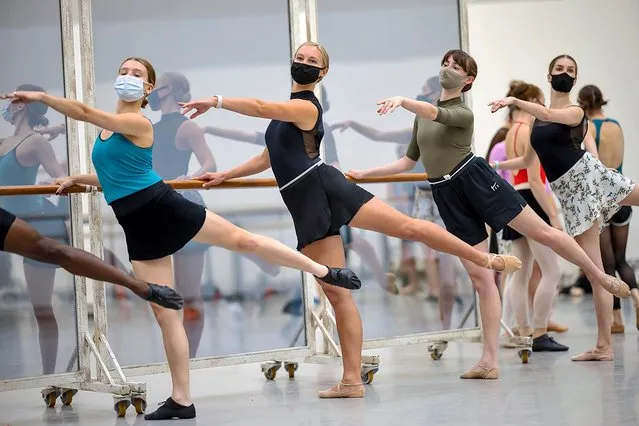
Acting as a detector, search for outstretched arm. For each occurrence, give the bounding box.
[376,96,472,128]
[332,121,413,144]
[2,92,152,139]
[583,123,599,158]
[195,148,271,188]
[181,96,318,131]
[204,126,266,147]
[527,157,559,223]
[347,117,423,179]
[346,156,417,180]
[490,97,584,127]
[35,123,66,141]
[177,121,216,176]
[492,142,537,171]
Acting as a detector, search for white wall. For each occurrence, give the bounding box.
[467,0,639,258]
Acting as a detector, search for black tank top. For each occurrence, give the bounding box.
[265,90,323,187]
[152,112,192,179]
[530,108,587,182]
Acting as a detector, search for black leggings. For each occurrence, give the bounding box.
[600,223,638,310]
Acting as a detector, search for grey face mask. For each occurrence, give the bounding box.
[439,68,465,90]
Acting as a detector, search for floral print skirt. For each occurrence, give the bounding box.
[550,152,636,237]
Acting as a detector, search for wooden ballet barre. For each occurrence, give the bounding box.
[0,173,429,196]
[166,173,429,190]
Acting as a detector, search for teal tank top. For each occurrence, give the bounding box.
[91,132,162,204]
[0,133,44,215]
[592,118,622,173]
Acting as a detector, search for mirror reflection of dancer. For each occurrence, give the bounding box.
[332,77,443,298]
[2,57,361,420]
[147,71,215,357]
[0,85,180,380]
[203,86,398,295]
[332,77,464,326]
[352,49,630,379]
[182,42,522,395]
[489,54,636,362]
[578,84,639,333]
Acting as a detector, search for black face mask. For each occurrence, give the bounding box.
[291,62,322,85]
[147,86,170,111]
[550,73,575,93]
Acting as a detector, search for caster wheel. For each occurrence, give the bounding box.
[60,389,77,406]
[264,367,277,380]
[114,399,130,417]
[43,392,57,408]
[360,365,379,385]
[261,361,282,380]
[132,397,147,414]
[519,349,531,364]
[428,342,448,361]
[361,370,375,385]
[284,362,298,379]
[41,388,61,408]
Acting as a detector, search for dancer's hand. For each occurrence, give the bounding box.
[37,123,67,140]
[376,96,404,115]
[488,97,515,113]
[180,97,218,119]
[345,169,369,180]
[195,171,227,188]
[330,121,353,132]
[0,90,45,103]
[54,176,76,195]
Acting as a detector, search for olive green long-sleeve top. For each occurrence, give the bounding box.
[405,97,474,179]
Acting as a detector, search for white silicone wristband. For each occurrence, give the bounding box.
[215,95,223,109]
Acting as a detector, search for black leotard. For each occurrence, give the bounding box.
[264,90,323,188]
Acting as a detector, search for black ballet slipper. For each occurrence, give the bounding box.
[143,397,195,420]
[316,267,362,290]
[143,284,184,310]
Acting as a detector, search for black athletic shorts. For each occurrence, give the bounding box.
[430,154,527,246]
[111,181,206,261]
[280,163,374,250]
[0,207,17,251]
[502,188,550,241]
[606,205,633,227]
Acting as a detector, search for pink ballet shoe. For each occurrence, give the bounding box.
[485,253,522,273]
[460,364,499,379]
[318,381,364,399]
[571,349,614,362]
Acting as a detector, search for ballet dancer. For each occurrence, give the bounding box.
[349,49,629,378]
[489,54,637,361]
[180,42,522,395]
[1,56,361,420]
[498,81,567,351]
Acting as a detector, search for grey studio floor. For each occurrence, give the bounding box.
[1,292,639,426]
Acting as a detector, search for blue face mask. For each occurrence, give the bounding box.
[114,75,147,102]
[2,103,15,123]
